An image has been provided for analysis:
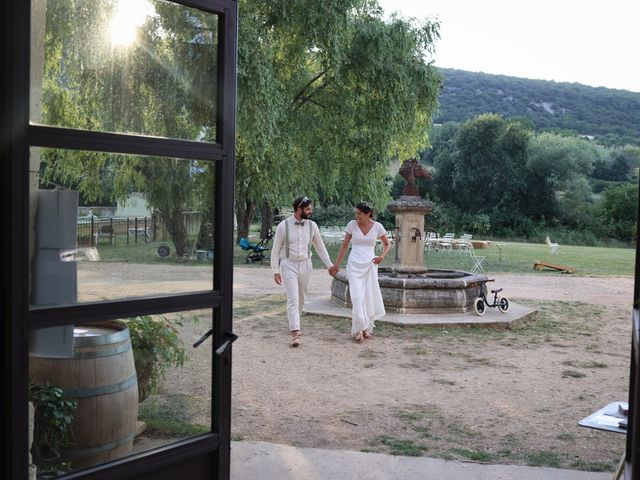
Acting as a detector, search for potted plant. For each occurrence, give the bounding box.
[29,381,77,478]
[126,315,189,403]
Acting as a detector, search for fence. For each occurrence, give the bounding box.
[77,215,159,247]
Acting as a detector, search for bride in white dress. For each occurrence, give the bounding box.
[329,202,391,342]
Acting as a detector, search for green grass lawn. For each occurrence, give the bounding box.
[93,235,635,277]
[421,241,635,277]
[303,241,634,277]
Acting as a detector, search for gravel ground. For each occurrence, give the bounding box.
[78,263,634,471]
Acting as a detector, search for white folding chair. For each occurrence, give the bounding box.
[545,236,559,255]
[469,246,485,272]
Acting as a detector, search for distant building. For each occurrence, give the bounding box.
[116,192,151,217]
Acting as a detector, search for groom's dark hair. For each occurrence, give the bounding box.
[293,196,312,211]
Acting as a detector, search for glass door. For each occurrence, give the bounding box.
[2,0,237,479]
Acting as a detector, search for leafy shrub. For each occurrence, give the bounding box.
[425,203,460,234]
[29,382,77,475]
[460,213,491,236]
[126,315,189,402]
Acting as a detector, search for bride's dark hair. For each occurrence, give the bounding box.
[355,201,374,218]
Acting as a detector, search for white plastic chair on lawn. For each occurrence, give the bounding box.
[438,232,455,253]
[469,245,485,273]
[424,231,439,252]
[458,233,472,253]
[545,236,559,255]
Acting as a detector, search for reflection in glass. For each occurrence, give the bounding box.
[30,0,218,142]
[29,148,216,309]
[28,310,213,476]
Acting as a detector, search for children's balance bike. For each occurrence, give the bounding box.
[473,279,510,316]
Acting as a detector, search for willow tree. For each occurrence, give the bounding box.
[236,0,442,241]
[38,0,218,256]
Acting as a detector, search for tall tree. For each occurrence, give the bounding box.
[235,0,442,240]
[595,183,639,242]
[448,114,530,217]
[526,132,598,222]
[39,0,219,256]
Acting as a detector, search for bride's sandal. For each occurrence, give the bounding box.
[362,331,372,339]
[354,332,364,343]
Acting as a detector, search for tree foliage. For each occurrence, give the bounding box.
[235,0,442,239]
[38,0,218,256]
[425,115,627,239]
[595,184,639,242]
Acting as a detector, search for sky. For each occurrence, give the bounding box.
[376,0,640,93]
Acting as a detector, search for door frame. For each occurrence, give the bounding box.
[1,1,238,479]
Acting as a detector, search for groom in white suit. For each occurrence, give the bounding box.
[271,196,334,347]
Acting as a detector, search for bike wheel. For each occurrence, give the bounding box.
[474,297,486,316]
[498,297,510,313]
[156,244,170,258]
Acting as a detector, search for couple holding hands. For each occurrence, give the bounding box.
[271,196,391,347]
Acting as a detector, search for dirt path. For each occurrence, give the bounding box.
[230,267,634,471]
[79,263,635,472]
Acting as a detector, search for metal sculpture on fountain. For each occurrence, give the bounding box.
[331,158,488,313]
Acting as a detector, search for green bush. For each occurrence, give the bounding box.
[126,315,189,403]
[425,203,459,233]
[29,382,77,476]
[460,213,491,236]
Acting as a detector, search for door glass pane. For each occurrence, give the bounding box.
[29,147,216,309]
[28,310,213,475]
[30,0,219,142]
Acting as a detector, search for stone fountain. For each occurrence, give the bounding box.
[331,158,488,313]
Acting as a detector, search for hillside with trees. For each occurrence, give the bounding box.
[435,68,640,146]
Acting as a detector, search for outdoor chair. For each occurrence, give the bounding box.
[469,245,485,273]
[424,231,439,252]
[438,232,455,253]
[545,236,559,255]
[94,225,116,245]
[457,233,473,253]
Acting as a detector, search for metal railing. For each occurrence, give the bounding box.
[77,215,157,247]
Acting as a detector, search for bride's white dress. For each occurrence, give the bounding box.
[345,220,386,336]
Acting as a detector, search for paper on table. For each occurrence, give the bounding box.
[591,414,624,428]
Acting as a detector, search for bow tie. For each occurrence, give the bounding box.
[295,221,305,226]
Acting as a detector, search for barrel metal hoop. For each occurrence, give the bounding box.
[73,342,131,359]
[61,431,135,459]
[62,373,137,399]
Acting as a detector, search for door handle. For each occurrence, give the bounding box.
[215,332,238,356]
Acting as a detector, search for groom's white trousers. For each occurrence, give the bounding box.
[279,257,313,332]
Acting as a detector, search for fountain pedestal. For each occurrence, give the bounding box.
[387,196,432,274]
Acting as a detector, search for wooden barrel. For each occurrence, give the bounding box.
[29,321,139,470]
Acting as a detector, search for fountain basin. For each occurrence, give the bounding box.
[331,267,489,314]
